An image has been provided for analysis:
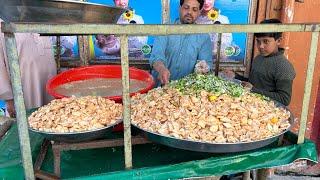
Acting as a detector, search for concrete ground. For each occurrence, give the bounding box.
[270,160,320,180]
[270,175,320,180]
[275,160,320,176]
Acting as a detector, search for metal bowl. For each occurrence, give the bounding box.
[0,0,126,24]
[29,119,122,143]
[132,104,295,153]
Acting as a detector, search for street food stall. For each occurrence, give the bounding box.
[0,0,318,179]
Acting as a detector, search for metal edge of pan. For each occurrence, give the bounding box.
[28,119,122,142]
[131,103,295,153]
[0,0,127,24]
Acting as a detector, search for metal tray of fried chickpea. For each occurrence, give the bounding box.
[132,103,295,153]
[28,96,123,143]
[29,119,122,143]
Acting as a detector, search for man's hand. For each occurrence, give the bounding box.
[158,67,170,85]
[153,61,170,85]
[194,60,210,74]
[241,81,253,91]
[5,99,15,118]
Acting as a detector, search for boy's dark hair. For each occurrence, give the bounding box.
[180,0,204,10]
[254,19,282,40]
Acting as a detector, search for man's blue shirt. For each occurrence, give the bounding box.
[149,33,212,86]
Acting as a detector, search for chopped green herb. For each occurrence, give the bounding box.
[169,73,244,97]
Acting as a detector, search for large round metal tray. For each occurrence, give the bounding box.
[0,0,126,24]
[29,119,122,143]
[132,104,295,153]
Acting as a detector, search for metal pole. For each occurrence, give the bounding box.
[83,36,90,65]
[244,0,258,77]
[3,32,35,179]
[56,36,61,72]
[215,33,222,76]
[297,30,320,144]
[78,35,90,66]
[243,171,251,180]
[257,169,268,180]
[161,0,170,24]
[4,23,316,35]
[120,35,132,169]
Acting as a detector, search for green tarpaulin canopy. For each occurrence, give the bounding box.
[0,124,317,179]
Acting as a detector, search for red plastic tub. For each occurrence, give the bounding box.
[47,65,154,132]
[46,65,155,103]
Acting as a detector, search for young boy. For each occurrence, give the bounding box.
[224,19,296,106]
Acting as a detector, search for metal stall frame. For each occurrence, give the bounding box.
[1,23,319,179]
[56,0,172,70]
[58,0,256,71]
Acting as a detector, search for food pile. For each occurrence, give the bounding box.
[170,73,245,97]
[28,96,122,133]
[131,74,291,143]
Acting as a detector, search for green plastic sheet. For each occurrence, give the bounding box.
[0,123,317,180]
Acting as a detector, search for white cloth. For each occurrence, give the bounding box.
[0,22,57,109]
[196,12,233,61]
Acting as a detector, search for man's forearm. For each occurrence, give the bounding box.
[152,61,166,73]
